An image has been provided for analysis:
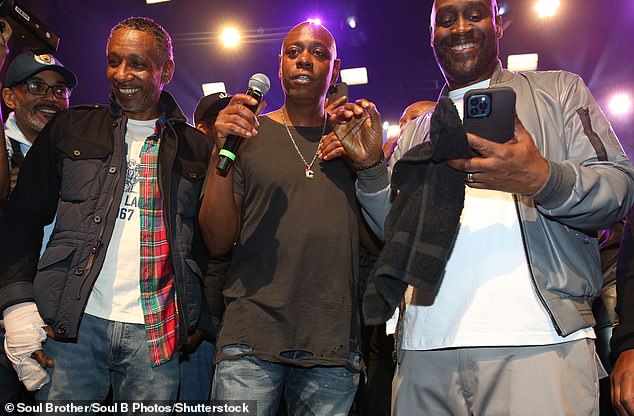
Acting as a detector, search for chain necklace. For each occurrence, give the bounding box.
[280,107,327,179]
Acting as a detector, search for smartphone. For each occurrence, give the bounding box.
[327,82,348,108]
[463,86,516,143]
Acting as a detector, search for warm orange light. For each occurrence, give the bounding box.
[220,28,241,48]
[535,0,561,17]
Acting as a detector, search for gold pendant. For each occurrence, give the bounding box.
[305,168,314,179]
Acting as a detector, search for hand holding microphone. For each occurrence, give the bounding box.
[216,73,270,175]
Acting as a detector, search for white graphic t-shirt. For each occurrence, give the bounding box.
[85,118,157,323]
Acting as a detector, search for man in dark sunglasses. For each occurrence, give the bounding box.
[1,51,77,192]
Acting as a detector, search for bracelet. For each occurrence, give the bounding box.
[349,153,385,171]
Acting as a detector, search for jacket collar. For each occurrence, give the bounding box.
[108,90,187,123]
[437,59,509,99]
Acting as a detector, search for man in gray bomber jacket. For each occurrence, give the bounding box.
[332,0,634,414]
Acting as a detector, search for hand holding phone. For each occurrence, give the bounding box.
[453,86,549,195]
[327,82,348,110]
[463,86,516,143]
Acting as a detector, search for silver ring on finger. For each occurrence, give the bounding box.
[466,172,475,183]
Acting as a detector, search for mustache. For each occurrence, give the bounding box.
[443,33,479,47]
[290,73,315,80]
[439,30,485,48]
[113,84,139,88]
[34,103,63,112]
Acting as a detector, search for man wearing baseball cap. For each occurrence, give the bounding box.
[0,51,76,406]
[2,51,77,192]
[193,92,231,142]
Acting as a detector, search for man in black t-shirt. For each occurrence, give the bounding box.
[199,21,383,415]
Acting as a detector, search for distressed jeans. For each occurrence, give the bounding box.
[211,344,360,416]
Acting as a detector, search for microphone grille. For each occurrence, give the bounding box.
[248,73,271,96]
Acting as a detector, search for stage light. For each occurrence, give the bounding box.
[307,18,322,26]
[220,28,240,48]
[146,0,170,3]
[507,53,539,71]
[498,2,508,15]
[609,93,632,116]
[383,121,390,130]
[340,67,368,86]
[535,0,560,17]
[347,16,357,29]
[202,82,227,96]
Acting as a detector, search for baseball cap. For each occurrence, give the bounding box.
[194,92,232,125]
[5,52,78,88]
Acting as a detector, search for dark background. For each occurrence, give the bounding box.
[8,0,634,155]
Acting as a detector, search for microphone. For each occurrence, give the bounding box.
[216,73,271,175]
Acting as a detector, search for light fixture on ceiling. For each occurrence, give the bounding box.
[340,67,368,86]
[202,82,227,96]
[507,53,539,71]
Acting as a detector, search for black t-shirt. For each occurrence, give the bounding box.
[216,115,361,368]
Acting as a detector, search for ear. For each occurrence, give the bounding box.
[495,14,503,39]
[330,58,341,85]
[2,87,16,110]
[278,54,283,80]
[161,60,175,84]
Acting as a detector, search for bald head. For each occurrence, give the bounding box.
[399,100,436,129]
[282,21,337,60]
[278,21,341,105]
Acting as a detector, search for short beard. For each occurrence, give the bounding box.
[13,100,47,133]
[434,33,499,87]
[116,90,160,117]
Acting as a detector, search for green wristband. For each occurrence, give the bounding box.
[219,149,236,161]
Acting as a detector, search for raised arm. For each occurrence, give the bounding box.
[199,93,260,255]
[327,98,390,240]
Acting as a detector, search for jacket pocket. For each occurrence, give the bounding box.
[172,161,206,219]
[34,244,77,324]
[562,225,601,297]
[563,224,592,244]
[57,142,110,203]
[179,161,207,184]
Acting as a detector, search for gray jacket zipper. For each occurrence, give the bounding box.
[514,194,563,335]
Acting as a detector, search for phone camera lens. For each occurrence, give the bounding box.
[479,102,488,110]
[470,97,479,107]
[470,107,479,116]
